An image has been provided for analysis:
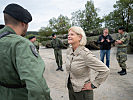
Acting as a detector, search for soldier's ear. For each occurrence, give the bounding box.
[21,22,28,28]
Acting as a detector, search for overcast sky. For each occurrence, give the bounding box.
[0,0,117,31]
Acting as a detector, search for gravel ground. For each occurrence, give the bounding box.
[39,47,133,100]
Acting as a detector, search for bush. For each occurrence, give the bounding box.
[127,33,133,53]
[39,37,51,42]
[129,33,133,46]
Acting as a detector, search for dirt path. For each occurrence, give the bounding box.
[40,47,133,100]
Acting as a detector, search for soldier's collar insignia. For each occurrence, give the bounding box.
[30,45,38,57]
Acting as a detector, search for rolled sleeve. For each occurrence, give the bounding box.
[120,33,129,43]
[120,37,126,42]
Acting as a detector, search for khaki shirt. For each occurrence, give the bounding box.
[65,46,110,92]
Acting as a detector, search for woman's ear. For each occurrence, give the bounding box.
[79,34,82,41]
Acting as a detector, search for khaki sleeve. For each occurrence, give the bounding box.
[15,40,52,100]
[85,52,110,88]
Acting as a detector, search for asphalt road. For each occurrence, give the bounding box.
[40,47,133,100]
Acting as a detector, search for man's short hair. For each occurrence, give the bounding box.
[103,28,108,33]
[4,14,20,25]
[118,27,125,31]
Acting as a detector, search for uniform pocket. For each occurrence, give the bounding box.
[120,54,127,63]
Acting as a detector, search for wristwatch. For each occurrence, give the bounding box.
[91,83,96,89]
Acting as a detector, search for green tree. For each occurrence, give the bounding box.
[71,10,85,27]
[38,26,53,37]
[104,0,133,32]
[48,14,71,34]
[39,14,71,37]
[71,0,103,32]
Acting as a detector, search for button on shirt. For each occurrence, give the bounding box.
[65,46,110,92]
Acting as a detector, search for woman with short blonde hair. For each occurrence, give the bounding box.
[68,26,87,46]
[66,26,110,100]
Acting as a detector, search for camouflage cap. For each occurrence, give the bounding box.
[3,3,32,24]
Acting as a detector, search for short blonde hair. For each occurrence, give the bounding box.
[68,26,87,46]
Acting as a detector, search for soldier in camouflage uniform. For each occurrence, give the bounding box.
[0,3,52,100]
[29,36,39,52]
[115,27,130,75]
[51,33,64,71]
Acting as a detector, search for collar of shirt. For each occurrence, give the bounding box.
[69,45,84,56]
[2,26,16,34]
[121,32,126,36]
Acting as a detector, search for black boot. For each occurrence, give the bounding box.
[59,66,64,71]
[117,69,123,74]
[120,69,127,75]
[56,66,60,71]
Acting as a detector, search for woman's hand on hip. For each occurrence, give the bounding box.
[82,82,93,91]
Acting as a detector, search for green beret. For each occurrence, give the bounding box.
[3,3,32,24]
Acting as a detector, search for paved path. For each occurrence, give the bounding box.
[39,47,133,100]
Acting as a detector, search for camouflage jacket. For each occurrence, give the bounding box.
[0,26,52,100]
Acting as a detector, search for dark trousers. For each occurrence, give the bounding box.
[54,49,62,67]
[67,79,93,100]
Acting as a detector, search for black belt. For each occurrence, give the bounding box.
[118,46,127,48]
[0,81,26,89]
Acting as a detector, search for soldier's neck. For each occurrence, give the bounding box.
[6,24,22,35]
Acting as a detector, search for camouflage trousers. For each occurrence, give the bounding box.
[54,49,62,67]
[116,47,127,69]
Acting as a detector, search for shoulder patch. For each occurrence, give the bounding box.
[30,45,39,57]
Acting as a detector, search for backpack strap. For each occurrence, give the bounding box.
[0,31,13,39]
